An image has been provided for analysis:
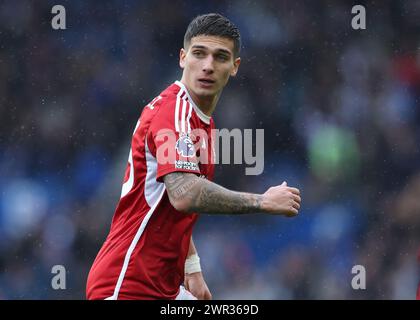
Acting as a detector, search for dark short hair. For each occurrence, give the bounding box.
[184,13,241,58]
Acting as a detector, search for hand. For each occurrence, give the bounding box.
[184,272,212,300]
[262,181,301,217]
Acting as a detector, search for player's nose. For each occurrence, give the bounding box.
[202,56,215,73]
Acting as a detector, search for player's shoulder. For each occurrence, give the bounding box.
[145,82,180,115]
[158,82,182,105]
[142,82,182,131]
[152,81,192,118]
[139,82,177,120]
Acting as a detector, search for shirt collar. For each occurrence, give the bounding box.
[175,80,211,125]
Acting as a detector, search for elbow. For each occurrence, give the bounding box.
[163,172,200,213]
[168,196,194,213]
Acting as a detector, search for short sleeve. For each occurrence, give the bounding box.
[148,98,201,182]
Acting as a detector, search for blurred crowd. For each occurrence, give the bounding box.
[0,0,419,299]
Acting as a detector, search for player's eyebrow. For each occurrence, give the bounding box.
[191,45,232,56]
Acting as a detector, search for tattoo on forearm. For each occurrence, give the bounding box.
[164,172,262,214]
[164,172,201,201]
[192,181,262,214]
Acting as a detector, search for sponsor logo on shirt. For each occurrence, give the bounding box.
[175,134,195,158]
[175,160,199,171]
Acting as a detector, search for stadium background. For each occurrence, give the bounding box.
[0,0,419,299]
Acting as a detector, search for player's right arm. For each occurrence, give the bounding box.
[147,89,300,217]
[163,172,301,217]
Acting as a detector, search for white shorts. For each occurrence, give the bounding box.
[175,286,197,300]
[103,285,197,300]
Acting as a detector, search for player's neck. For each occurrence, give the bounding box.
[193,94,219,117]
[179,80,219,117]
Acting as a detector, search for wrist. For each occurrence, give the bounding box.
[185,253,201,274]
[258,194,268,213]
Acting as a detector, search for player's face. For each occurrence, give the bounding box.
[179,35,241,102]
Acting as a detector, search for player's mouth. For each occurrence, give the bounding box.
[197,78,215,88]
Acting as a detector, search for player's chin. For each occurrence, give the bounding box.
[196,87,217,97]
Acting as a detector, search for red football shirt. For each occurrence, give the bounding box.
[86,81,215,300]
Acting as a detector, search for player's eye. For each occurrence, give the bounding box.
[193,51,205,58]
[217,55,228,61]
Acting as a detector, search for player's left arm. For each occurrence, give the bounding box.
[184,236,212,300]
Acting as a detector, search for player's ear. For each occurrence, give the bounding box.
[230,57,241,77]
[179,48,187,69]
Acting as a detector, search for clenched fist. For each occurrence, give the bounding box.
[261,181,301,217]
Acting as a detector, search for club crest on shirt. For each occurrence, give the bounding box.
[175,134,195,158]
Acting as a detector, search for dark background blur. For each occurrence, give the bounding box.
[0,0,419,299]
